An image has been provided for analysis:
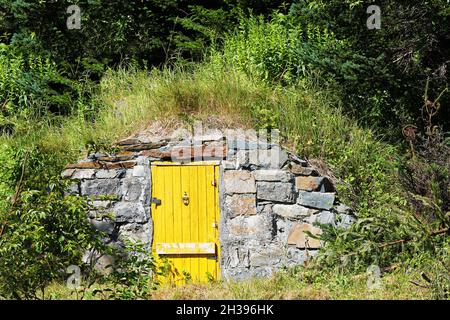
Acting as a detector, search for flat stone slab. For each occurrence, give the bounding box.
[66,161,102,170]
[119,141,168,151]
[297,191,335,210]
[139,149,171,159]
[224,170,256,194]
[307,211,336,226]
[61,169,76,179]
[227,139,273,150]
[289,163,319,176]
[225,194,257,217]
[102,161,136,170]
[96,151,137,162]
[256,181,296,203]
[228,215,271,239]
[287,223,322,249]
[273,204,318,220]
[295,176,334,192]
[253,170,293,182]
[116,137,143,146]
[80,179,121,197]
[95,169,124,179]
[72,169,96,180]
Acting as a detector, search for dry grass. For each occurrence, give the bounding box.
[149,270,432,300]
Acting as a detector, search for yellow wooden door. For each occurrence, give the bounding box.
[151,162,220,284]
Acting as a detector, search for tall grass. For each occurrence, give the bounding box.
[1,61,395,180]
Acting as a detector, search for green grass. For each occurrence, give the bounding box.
[42,266,433,300]
[1,60,396,186]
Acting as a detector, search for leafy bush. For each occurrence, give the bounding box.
[0,181,105,299]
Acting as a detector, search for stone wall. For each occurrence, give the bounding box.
[218,143,353,279]
[63,155,152,249]
[62,129,355,280]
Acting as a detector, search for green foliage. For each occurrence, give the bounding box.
[0,181,105,299]
[289,0,450,130]
[92,242,157,300]
[0,0,449,299]
[0,42,98,118]
[217,14,353,86]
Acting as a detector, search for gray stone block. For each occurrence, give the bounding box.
[249,246,284,267]
[225,247,250,269]
[256,182,296,203]
[247,147,289,169]
[222,160,237,170]
[122,178,144,201]
[95,169,124,179]
[119,222,151,244]
[308,211,336,226]
[225,194,257,217]
[65,182,80,195]
[224,170,256,194]
[227,215,272,240]
[132,164,150,177]
[90,218,116,234]
[273,204,318,220]
[112,202,148,223]
[254,169,293,182]
[81,179,122,197]
[297,191,335,210]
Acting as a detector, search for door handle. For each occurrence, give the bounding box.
[182,192,190,206]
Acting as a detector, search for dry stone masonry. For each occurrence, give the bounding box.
[63,127,355,280]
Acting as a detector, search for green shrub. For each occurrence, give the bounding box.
[0,181,105,299]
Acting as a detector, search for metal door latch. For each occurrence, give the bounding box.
[182,192,190,206]
[151,198,162,206]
